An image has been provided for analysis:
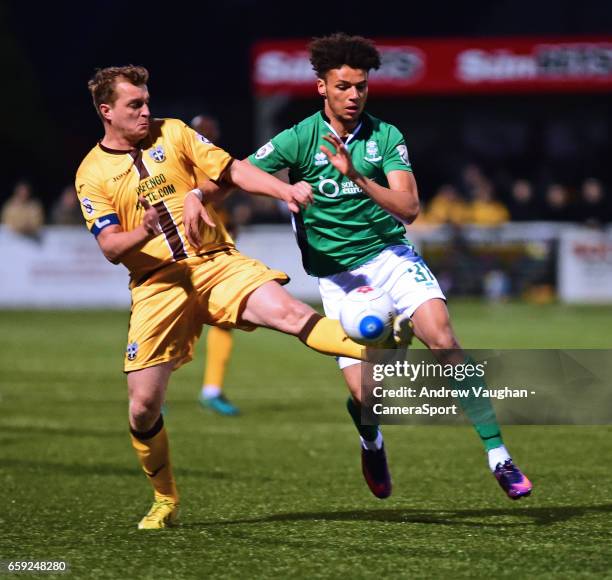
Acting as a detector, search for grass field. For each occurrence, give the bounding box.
[1,301,612,579]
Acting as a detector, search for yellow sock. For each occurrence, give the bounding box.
[130,416,179,503]
[203,326,234,388]
[298,314,366,360]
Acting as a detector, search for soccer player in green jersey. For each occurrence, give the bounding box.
[184,33,532,501]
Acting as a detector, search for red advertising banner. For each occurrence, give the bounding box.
[252,37,612,96]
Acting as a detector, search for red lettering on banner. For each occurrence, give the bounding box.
[573,242,612,263]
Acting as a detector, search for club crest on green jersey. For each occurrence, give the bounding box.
[149,145,166,163]
[364,140,382,163]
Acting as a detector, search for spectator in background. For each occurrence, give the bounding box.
[468,180,510,226]
[576,178,610,226]
[425,184,470,225]
[50,185,82,225]
[190,113,241,417]
[461,163,488,198]
[1,180,44,238]
[543,183,573,222]
[191,113,221,144]
[508,179,542,221]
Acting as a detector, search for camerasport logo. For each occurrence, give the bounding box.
[457,43,612,83]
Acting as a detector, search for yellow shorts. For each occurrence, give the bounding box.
[124,248,288,372]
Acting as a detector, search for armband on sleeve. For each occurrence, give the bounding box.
[91,213,120,237]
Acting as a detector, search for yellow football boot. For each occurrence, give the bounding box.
[137,499,179,530]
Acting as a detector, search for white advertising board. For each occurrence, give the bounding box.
[0,225,320,307]
[558,228,612,303]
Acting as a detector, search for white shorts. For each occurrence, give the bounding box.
[318,244,446,369]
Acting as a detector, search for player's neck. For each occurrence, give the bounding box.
[323,106,360,138]
[101,127,139,151]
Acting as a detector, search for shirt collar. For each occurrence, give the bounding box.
[98,141,136,155]
[319,111,364,146]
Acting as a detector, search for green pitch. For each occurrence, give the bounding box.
[1,302,611,578]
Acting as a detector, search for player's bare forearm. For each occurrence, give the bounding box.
[347,169,420,223]
[96,224,155,264]
[226,159,312,213]
[227,159,289,200]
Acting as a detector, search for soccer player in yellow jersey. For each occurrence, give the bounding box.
[76,65,373,529]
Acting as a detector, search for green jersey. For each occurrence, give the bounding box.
[249,111,412,277]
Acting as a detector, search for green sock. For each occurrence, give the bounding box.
[451,357,503,452]
[346,397,379,442]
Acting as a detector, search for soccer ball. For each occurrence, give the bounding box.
[339,286,395,345]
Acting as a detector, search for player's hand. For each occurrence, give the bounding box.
[283,180,313,213]
[138,196,162,237]
[183,189,216,249]
[321,133,357,178]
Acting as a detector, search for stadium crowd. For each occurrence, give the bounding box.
[415,165,610,228]
[2,165,609,238]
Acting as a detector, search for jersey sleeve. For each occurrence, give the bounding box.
[177,122,233,181]
[382,125,413,174]
[75,168,120,237]
[248,128,299,173]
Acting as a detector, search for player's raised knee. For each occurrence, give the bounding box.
[129,397,162,430]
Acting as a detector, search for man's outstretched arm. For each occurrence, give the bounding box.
[226,159,311,212]
[183,159,301,248]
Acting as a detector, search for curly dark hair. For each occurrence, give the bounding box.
[87,65,149,118]
[309,32,381,78]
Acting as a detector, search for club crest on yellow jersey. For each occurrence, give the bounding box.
[149,146,166,163]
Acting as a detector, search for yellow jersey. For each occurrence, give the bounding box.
[469,200,510,226]
[75,118,234,285]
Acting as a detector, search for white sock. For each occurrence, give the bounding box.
[360,431,383,451]
[202,385,221,399]
[488,445,511,472]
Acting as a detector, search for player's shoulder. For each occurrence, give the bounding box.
[155,117,184,130]
[364,112,402,137]
[284,111,323,146]
[155,117,215,146]
[293,111,323,132]
[150,117,186,138]
[76,145,105,181]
